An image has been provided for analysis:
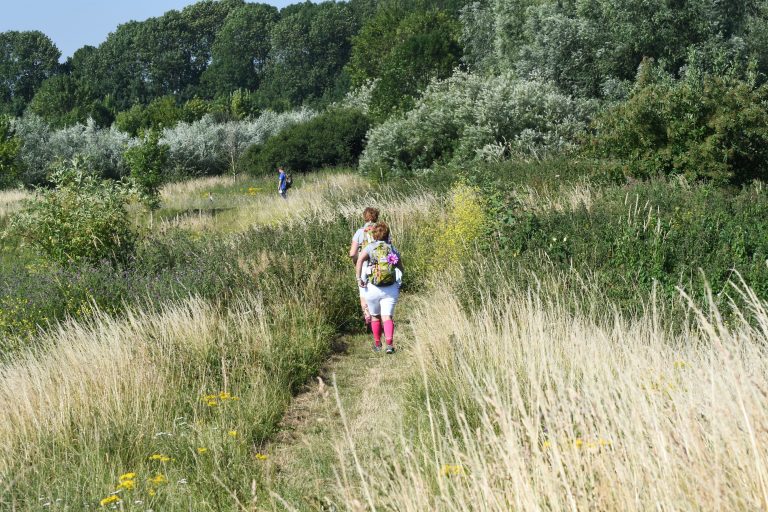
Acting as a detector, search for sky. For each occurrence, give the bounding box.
[0,0,303,61]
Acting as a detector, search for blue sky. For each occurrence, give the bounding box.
[0,1,304,60]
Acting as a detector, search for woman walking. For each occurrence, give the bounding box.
[349,207,383,327]
[355,222,403,354]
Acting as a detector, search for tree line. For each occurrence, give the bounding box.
[3,0,768,185]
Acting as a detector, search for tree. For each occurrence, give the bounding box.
[201,3,279,96]
[0,115,21,187]
[369,10,463,118]
[28,75,80,127]
[0,31,61,115]
[260,2,358,107]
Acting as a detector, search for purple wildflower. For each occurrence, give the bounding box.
[387,253,399,265]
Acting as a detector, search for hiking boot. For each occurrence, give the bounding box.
[372,344,382,353]
[385,345,395,354]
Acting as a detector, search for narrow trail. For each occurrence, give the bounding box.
[261,296,418,511]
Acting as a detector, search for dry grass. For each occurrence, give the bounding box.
[157,172,439,236]
[512,181,600,213]
[335,277,768,511]
[0,294,266,475]
[0,188,31,220]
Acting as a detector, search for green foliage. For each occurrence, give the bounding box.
[461,0,768,98]
[9,160,137,265]
[201,3,279,96]
[242,109,369,175]
[348,6,463,119]
[125,130,169,209]
[360,72,595,174]
[0,31,61,115]
[590,63,768,184]
[0,115,21,188]
[472,162,768,314]
[259,2,358,107]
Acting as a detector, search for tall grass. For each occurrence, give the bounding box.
[0,188,30,222]
[335,271,768,510]
[0,285,331,509]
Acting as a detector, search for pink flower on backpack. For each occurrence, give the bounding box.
[387,253,399,265]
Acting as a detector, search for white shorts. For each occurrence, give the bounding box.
[364,282,400,316]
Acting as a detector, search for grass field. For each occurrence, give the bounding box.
[2,165,768,510]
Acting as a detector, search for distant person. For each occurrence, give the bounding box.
[349,207,380,327]
[356,222,403,354]
[278,167,288,199]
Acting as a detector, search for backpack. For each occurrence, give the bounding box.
[368,241,397,286]
[285,174,293,189]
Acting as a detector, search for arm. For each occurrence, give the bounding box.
[348,240,360,263]
[355,250,370,287]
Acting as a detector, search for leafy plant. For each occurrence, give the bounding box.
[9,159,136,265]
[124,129,169,209]
[242,108,369,175]
[590,62,768,184]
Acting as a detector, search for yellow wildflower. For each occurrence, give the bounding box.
[542,440,551,449]
[441,464,464,477]
[119,472,136,481]
[228,430,238,438]
[148,489,157,497]
[197,447,208,454]
[255,453,268,461]
[219,391,232,400]
[148,454,171,463]
[207,400,218,407]
[99,495,120,506]
[148,473,168,486]
[202,394,217,402]
[674,360,688,369]
[117,479,135,490]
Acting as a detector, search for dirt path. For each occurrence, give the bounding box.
[261,298,417,511]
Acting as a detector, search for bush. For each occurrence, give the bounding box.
[9,161,137,265]
[359,72,596,175]
[483,173,768,314]
[161,109,315,177]
[12,115,134,184]
[590,62,768,184]
[125,129,169,209]
[241,108,369,175]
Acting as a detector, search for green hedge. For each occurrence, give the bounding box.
[241,108,369,175]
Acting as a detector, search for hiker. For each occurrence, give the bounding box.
[277,167,288,199]
[349,207,385,327]
[355,222,403,354]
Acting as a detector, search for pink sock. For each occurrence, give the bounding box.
[383,320,394,346]
[371,319,382,347]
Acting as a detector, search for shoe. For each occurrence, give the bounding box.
[372,344,382,353]
[385,345,395,354]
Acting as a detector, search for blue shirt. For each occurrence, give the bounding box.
[278,172,287,191]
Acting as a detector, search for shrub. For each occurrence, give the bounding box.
[484,174,768,314]
[161,109,315,177]
[9,160,137,265]
[590,62,768,184]
[12,115,134,184]
[241,108,370,175]
[125,130,169,209]
[359,72,596,175]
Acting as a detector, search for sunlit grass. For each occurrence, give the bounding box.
[333,268,768,511]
